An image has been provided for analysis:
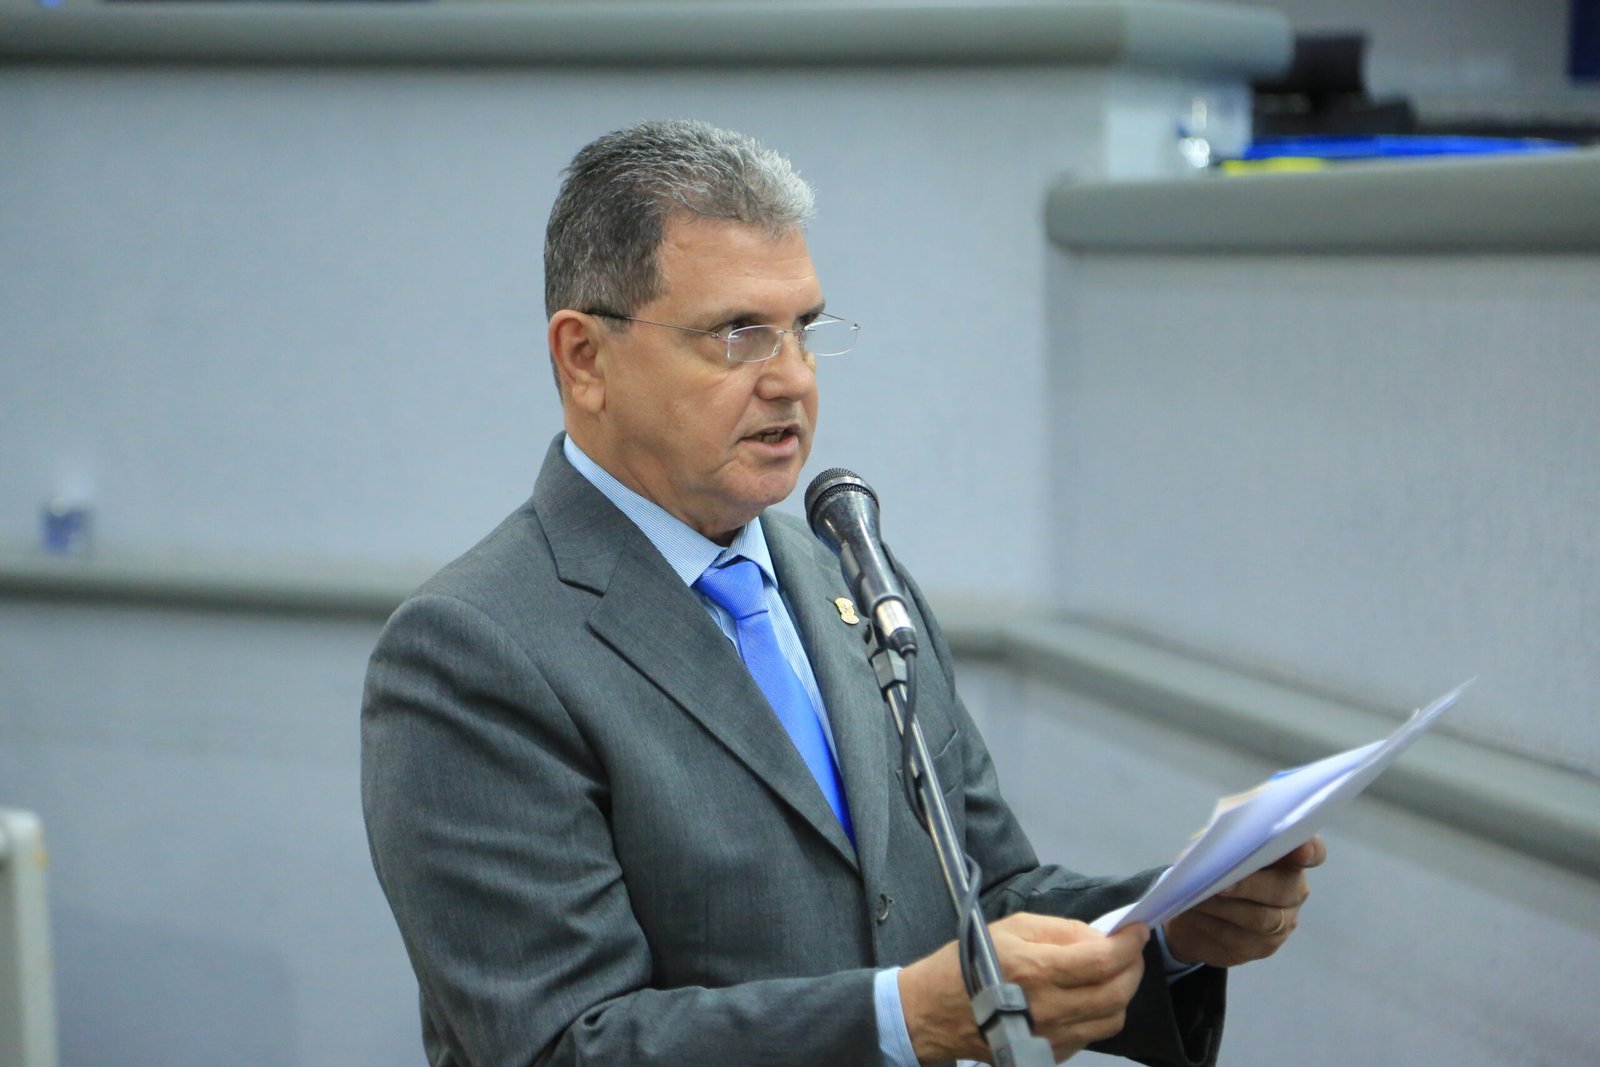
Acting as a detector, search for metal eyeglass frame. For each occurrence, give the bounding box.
[585,309,859,363]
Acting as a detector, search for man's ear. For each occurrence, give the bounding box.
[548,310,607,415]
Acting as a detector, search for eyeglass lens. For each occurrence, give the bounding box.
[727,320,857,362]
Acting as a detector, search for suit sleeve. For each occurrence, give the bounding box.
[361,592,881,1067]
[894,566,1227,1067]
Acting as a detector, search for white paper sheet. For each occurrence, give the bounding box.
[1091,679,1474,934]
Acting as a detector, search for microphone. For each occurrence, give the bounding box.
[805,469,917,654]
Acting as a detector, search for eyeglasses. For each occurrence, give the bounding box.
[585,309,859,364]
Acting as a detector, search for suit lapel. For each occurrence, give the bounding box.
[532,440,858,868]
[767,516,892,883]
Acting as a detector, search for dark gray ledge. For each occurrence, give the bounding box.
[1047,147,1600,253]
[943,612,1600,883]
[0,0,1289,73]
[5,545,1594,883]
[0,547,429,621]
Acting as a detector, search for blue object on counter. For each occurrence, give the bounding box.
[1238,135,1577,161]
[41,498,92,554]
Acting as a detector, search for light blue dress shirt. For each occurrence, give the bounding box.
[560,436,1190,1067]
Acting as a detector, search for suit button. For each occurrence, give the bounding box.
[875,892,894,924]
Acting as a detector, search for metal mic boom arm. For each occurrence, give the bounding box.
[867,642,1056,1067]
[805,466,1054,1063]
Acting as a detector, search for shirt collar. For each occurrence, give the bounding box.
[562,434,777,588]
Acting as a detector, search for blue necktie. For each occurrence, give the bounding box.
[695,557,855,845]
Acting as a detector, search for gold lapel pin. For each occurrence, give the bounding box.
[833,597,860,625]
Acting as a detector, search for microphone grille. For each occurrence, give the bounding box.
[805,468,875,528]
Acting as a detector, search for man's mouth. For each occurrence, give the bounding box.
[747,425,799,446]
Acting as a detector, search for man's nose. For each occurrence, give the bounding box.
[757,332,816,391]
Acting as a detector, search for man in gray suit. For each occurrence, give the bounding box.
[361,120,1322,1067]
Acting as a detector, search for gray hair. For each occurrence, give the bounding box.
[543,119,816,321]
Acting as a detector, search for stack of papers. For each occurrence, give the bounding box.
[1092,679,1474,934]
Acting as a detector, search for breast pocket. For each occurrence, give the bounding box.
[922,723,960,794]
[907,717,965,848]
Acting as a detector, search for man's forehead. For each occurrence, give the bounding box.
[654,215,823,312]
[658,212,807,252]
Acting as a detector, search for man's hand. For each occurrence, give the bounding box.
[1163,836,1328,968]
[898,912,1149,1064]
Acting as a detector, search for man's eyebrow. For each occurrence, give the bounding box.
[706,301,828,326]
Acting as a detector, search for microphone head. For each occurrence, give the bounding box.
[805,468,877,532]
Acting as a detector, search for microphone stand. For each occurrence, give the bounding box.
[866,636,1056,1067]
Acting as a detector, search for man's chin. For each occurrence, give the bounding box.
[736,467,805,519]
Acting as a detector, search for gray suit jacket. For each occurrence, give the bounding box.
[362,438,1224,1067]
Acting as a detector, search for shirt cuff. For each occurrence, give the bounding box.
[878,933,1197,1066]
[1155,924,1205,980]
[874,966,920,1067]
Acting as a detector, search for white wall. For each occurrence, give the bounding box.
[1,63,1135,593]
[0,602,411,1066]
[960,661,1600,1067]
[1048,252,1600,777]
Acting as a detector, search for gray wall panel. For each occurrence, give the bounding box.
[1050,251,1600,774]
[959,660,1600,1067]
